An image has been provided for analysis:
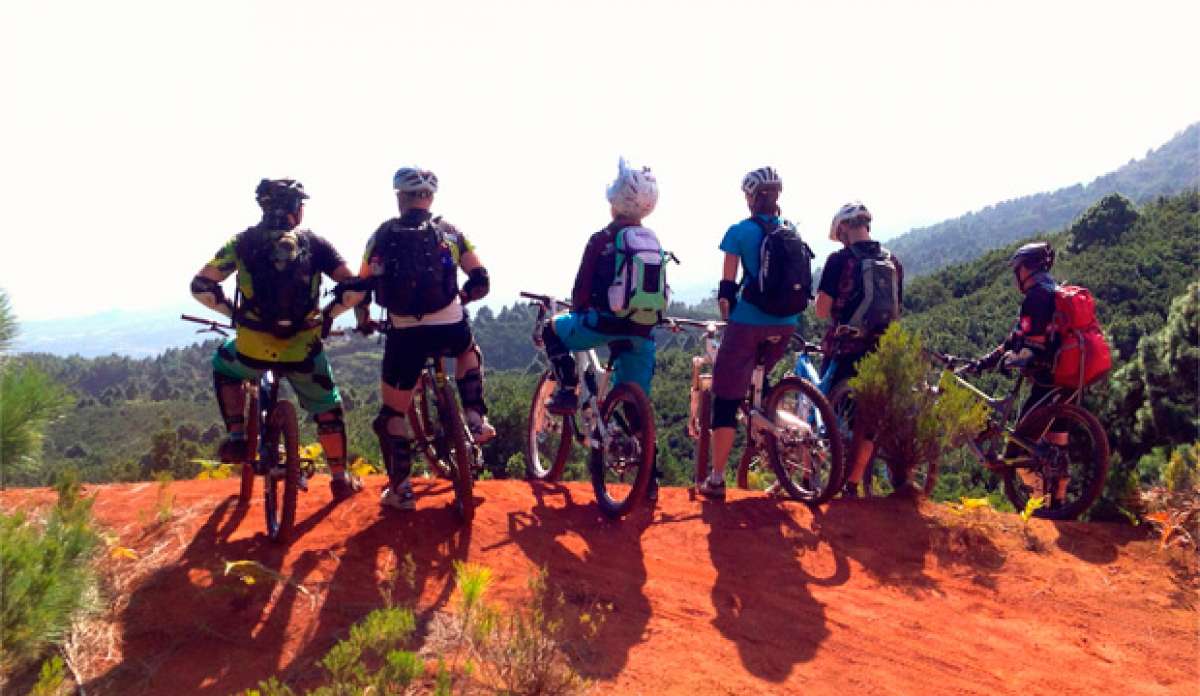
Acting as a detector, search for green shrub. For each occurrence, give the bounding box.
[0,470,99,680]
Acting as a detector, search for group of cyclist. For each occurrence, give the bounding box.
[189,159,1072,512]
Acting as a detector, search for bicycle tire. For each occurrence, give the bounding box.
[526,370,573,481]
[263,400,300,543]
[1002,402,1109,520]
[694,388,713,486]
[410,374,451,479]
[439,381,476,524]
[590,383,655,519]
[238,388,259,505]
[763,376,845,505]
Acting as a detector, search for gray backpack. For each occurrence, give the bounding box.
[846,244,900,336]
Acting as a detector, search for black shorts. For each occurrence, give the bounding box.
[381,319,474,390]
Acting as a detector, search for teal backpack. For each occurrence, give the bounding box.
[606,226,670,325]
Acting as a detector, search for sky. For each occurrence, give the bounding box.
[2,0,1198,321]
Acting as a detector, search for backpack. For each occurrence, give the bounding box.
[742,217,814,317]
[605,226,670,326]
[236,227,321,337]
[845,243,901,336]
[1050,284,1112,388]
[372,216,460,318]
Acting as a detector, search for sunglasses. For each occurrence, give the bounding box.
[847,217,871,229]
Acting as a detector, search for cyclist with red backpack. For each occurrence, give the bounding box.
[814,201,905,498]
[356,167,495,512]
[190,178,364,500]
[698,167,815,501]
[541,158,669,500]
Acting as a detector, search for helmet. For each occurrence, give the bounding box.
[606,157,658,219]
[393,167,438,195]
[829,201,872,241]
[1008,241,1055,272]
[741,167,782,196]
[255,178,308,215]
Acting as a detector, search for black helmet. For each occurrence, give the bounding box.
[255,178,309,215]
[1008,241,1055,272]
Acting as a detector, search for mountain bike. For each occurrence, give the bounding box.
[182,314,323,542]
[521,292,656,519]
[928,351,1109,520]
[408,351,481,523]
[682,320,844,506]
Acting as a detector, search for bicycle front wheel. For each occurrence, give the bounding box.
[411,374,451,479]
[263,400,299,543]
[439,382,476,524]
[764,377,844,505]
[590,383,655,519]
[526,370,574,481]
[1003,402,1109,520]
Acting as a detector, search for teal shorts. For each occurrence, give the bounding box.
[212,339,342,415]
[553,310,656,396]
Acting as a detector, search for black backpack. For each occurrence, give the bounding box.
[236,227,320,336]
[845,243,900,336]
[373,217,459,318]
[742,217,814,317]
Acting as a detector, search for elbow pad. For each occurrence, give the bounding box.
[333,277,374,307]
[190,275,227,308]
[718,280,740,307]
[463,267,490,302]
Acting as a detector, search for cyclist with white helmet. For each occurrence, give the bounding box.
[700,166,812,501]
[541,158,667,499]
[356,166,495,511]
[191,178,364,500]
[814,201,905,497]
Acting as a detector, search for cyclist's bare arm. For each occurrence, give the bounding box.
[814,291,833,320]
[325,264,366,319]
[717,253,739,320]
[190,264,234,318]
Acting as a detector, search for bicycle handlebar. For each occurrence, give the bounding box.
[182,313,354,338]
[662,316,725,333]
[519,291,573,311]
[790,333,823,355]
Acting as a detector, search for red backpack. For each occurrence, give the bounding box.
[1050,284,1112,388]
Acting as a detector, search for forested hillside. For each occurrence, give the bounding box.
[887,123,1199,276]
[10,192,1197,521]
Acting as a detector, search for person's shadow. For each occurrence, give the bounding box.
[701,496,845,683]
[85,494,339,695]
[504,481,652,680]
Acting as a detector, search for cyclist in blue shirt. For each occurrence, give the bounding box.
[699,167,803,501]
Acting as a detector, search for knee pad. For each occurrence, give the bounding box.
[372,406,413,481]
[712,396,740,429]
[212,372,245,428]
[542,323,570,359]
[456,368,487,415]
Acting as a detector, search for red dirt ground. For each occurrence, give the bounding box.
[3,477,1196,695]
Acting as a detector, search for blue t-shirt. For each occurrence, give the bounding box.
[719,214,801,326]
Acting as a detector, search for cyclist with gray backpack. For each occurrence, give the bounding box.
[541,158,671,498]
[813,201,904,498]
[356,166,495,511]
[699,166,815,501]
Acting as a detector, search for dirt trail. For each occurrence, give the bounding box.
[3,477,1195,695]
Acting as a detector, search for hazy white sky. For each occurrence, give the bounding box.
[3,0,1198,321]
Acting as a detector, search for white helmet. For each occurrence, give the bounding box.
[829,201,872,241]
[741,167,782,196]
[606,157,658,219]
[393,167,438,195]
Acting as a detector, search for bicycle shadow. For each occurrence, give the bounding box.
[282,497,472,684]
[701,496,843,683]
[1051,519,1143,565]
[819,497,1007,593]
[86,494,339,696]
[505,481,652,681]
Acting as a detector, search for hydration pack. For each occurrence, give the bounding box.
[236,227,320,337]
[606,226,670,326]
[742,217,814,317]
[1050,284,1112,388]
[372,217,459,318]
[845,244,901,336]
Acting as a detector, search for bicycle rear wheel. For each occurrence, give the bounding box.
[693,388,713,486]
[238,388,259,505]
[439,381,476,524]
[1003,402,1109,520]
[526,370,574,481]
[410,374,451,479]
[263,400,300,543]
[763,377,844,505]
[590,383,655,519]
